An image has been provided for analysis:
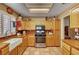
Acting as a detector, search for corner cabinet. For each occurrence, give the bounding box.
[70,9,79,28]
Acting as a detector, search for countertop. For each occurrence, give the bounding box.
[63,39,79,50]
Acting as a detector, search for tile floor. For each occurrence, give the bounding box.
[23,47,63,55]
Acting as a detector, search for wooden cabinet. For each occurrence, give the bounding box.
[46,18,60,47]
[71,48,79,55]
[62,46,70,55]
[62,40,79,55]
[53,19,60,46]
[62,42,71,51]
[28,36,35,46]
[70,9,79,28]
[45,21,53,30]
[62,42,71,55]
[54,30,60,46]
[18,43,25,55]
[0,43,9,55]
[18,36,28,55]
[9,46,18,55]
[53,20,60,29]
[46,36,54,46]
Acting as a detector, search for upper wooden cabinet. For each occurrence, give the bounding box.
[45,20,53,30]
[21,18,53,30]
[70,8,79,28]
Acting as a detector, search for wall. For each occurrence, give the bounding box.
[0,3,18,17]
[64,16,70,26]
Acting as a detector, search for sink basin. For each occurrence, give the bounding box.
[3,38,22,51]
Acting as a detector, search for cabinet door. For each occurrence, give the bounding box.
[1,46,9,55]
[54,30,60,46]
[46,36,51,46]
[23,36,28,47]
[62,46,70,55]
[46,36,54,46]
[45,21,52,30]
[71,47,79,55]
[62,42,71,55]
[54,20,60,29]
[28,36,35,46]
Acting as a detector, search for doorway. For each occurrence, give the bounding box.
[64,16,70,39]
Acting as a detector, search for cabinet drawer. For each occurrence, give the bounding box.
[62,42,70,51]
[2,46,9,55]
[71,48,79,55]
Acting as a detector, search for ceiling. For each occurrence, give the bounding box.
[4,3,75,17]
[25,3,53,13]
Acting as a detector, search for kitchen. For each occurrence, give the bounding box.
[0,3,79,55]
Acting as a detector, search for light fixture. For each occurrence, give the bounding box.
[29,8,50,13]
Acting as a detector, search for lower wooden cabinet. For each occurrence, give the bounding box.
[0,43,9,55]
[18,43,26,55]
[28,36,35,46]
[62,42,71,55]
[46,36,54,46]
[62,46,70,55]
[9,47,18,55]
[71,48,79,55]
[9,37,28,55]
[18,37,28,55]
[62,41,79,55]
[54,30,60,46]
[62,42,71,51]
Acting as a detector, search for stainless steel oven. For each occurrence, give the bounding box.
[35,25,46,47]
